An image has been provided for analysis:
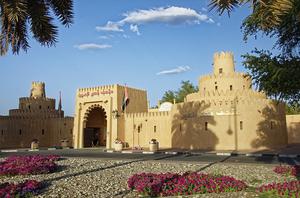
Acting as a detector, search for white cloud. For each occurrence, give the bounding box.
[74,43,112,50]
[130,24,141,35]
[95,6,215,35]
[98,35,109,39]
[96,21,124,32]
[123,34,130,39]
[157,66,191,75]
[201,7,207,12]
[120,6,213,25]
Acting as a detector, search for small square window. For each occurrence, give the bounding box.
[219,68,223,74]
[205,122,208,130]
[230,85,233,91]
[42,129,45,135]
[1,130,3,136]
[215,86,218,91]
[39,105,42,109]
[240,121,243,130]
[270,121,274,129]
[154,126,157,133]
[137,126,141,133]
[19,129,22,135]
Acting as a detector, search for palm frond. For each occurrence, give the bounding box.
[46,0,73,26]
[27,0,57,46]
[209,0,243,15]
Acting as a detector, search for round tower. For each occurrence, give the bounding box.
[30,82,46,98]
[213,51,235,75]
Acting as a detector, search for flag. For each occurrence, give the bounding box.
[121,86,129,112]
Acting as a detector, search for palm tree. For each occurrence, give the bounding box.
[0,0,73,55]
[209,0,296,28]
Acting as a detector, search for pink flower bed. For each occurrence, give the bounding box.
[257,180,300,197]
[274,165,300,176]
[0,180,41,198]
[128,172,247,197]
[0,155,60,175]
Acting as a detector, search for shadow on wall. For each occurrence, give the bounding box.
[251,102,287,149]
[171,101,218,150]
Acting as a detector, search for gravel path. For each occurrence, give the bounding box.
[0,157,297,198]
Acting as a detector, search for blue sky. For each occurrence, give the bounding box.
[0,0,276,116]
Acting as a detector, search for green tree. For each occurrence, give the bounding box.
[286,102,300,114]
[0,0,73,55]
[160,81,198,103]
[161,90,177,104]
[209,0,300,105]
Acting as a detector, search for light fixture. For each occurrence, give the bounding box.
[112,109,120,119]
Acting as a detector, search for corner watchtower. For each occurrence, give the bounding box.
[213,51,235,75]
[30,82,46,98]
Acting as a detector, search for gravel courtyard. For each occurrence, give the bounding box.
[0,157,298,198]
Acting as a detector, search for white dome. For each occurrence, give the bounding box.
[158,102,173,112]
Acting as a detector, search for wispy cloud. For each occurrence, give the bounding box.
[120,7,213,25]
[130,24,141,35]
[157,66,191,75]
[95,6,215,34]
[74,43,112,50]
[98,35,110,39]
[96,21,124,32]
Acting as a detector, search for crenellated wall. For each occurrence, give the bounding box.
[169,98,287,150]
[199,73,252,93]
[123,111,171,148]
[19,97,56,111]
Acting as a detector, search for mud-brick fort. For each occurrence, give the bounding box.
[73,52,300,151]
[1,51,300,150]
[0,82,73,149]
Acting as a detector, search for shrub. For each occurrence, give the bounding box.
[0,155,60,175]
[0,180,41,198]
[128,172,247,197]
[273,165,300,176]
[257,180,300,197]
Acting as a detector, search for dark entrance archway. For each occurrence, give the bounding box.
[84,107,107,147]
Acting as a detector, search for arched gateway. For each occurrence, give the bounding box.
[83,106,107,147]
[73,84,148,149]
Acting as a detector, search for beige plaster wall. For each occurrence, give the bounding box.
[168,99,287,151]
[123,111,171,148]
[0,116,73,149]
[286,114,300,144]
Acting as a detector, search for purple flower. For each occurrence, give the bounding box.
[0,155,60,175]
[127,172,247,196]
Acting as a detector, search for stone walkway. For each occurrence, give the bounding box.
[0,157,298,197]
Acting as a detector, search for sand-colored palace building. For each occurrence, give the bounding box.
[0,82,73,149]
[73,52,300,151]
[1,51,299,150]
